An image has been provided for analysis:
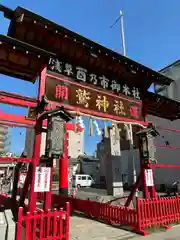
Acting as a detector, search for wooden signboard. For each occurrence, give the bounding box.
[47,58,141,100]
[45,74,144,123]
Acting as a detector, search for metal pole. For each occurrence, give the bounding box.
[120,10,126,57]
[128,125,137,185]
[119,11,136,187]
[110,10,137,193]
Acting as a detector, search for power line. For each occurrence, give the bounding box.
[110,10,126,56]
[110,16,121,29]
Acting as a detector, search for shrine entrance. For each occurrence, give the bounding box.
[1,4,177,206]
[1,4,180,238]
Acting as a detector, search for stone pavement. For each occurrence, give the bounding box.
[133,225,180,240]
[70,215,180,240]
[70,215,136,240]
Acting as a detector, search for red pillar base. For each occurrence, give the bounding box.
[59,130,69,196]
[59,154,68,196]
[59,188,68,195]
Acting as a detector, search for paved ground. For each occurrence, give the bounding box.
[70,215,180,240]
[133,225,180,240]
[53,185,131,205]
[70,215,136,240]
[4,185,175,239]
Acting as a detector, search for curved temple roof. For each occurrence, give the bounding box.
[0,5,174,90]
[0,4,179,121]
[0,34,55,82]
[144,91,180,121]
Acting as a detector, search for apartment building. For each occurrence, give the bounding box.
[0,125,9,153]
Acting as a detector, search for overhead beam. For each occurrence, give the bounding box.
[151,163,180,169]
[0,121,33,129]
[0,112,35,125]
[0,157,32,163]
[0,91,37,108]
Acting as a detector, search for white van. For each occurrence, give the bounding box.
[72,174,95,188]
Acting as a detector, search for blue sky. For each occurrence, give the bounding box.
[0,0,179,155]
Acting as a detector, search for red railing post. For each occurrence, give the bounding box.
[46,209,51,238]
[136,197,141,232]
[25,212,31,240]
[176,195,180,220]
[39,210,44,240]
[32,210,37,240]
[136,197,148,235]
[53,208,58,238]
[65,202,70,240]
[16,207,23,240]
[59,208,63,239]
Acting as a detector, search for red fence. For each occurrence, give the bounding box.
[37,193,180,235]
[38,193,138,230]
[58,196,137,227]
[137,196,180,231]
[0,192,180,236]
[16,202,70,240]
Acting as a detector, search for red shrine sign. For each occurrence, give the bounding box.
[45,57,143,123]
[45,74,143,122]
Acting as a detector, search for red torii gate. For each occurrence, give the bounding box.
[0,34,51,213]
[1,5,180,213]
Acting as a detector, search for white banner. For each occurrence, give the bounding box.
[34,167,51,192]
[110,127,121,156]
[18,172,27,188]
[145,169,154,187]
